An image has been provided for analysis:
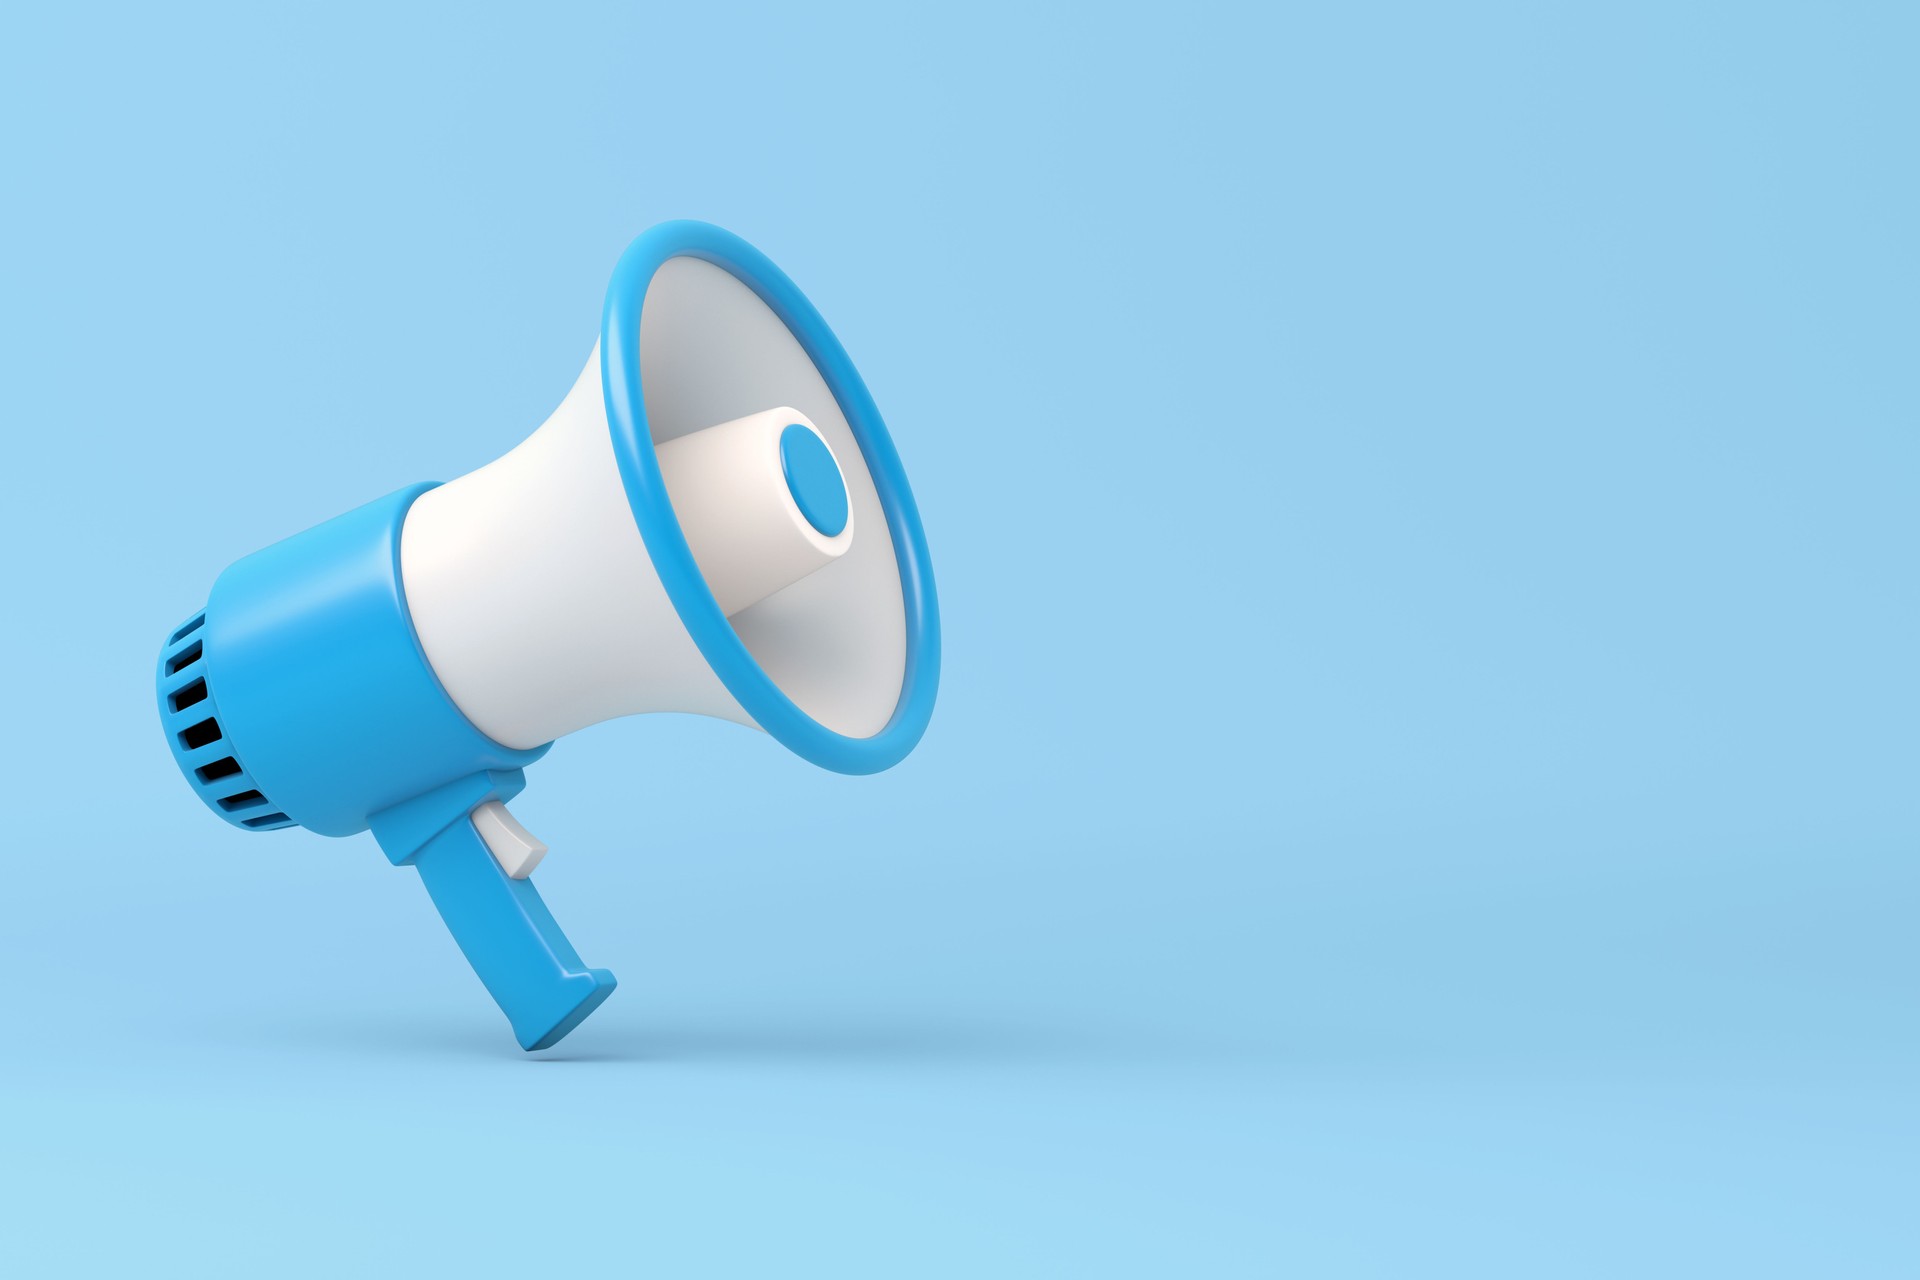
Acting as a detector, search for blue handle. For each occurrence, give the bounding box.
[370,771,616,1051]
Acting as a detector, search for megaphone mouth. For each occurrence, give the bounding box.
[600,221,940,775]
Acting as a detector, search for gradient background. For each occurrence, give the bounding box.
[2,2,1914,1275]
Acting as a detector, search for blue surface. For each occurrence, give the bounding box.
[187,484,544,835]
[2,2,1916,1277]
[780,422,850,537]
[156,608,296,831]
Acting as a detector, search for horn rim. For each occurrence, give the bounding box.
[600,220,940,775]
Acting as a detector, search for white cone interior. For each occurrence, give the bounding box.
[639,257,905,741]
[398,256,906,751]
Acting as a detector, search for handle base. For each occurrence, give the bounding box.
[371,771,617,1051]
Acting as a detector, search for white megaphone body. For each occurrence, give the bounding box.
[155,222,940,1050]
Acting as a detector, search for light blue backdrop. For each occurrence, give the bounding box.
[2,2,1913,1275]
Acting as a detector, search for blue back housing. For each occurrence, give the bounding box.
[154,483,614,1052]
[158,483,548,837]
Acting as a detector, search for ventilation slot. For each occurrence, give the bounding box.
[179,717,222,750]
[166,641,204,676]
[169,678,208,713]
[170,614,206,644]
[195,756,241,783]
[218,790,268,812]
[241,812,291,829]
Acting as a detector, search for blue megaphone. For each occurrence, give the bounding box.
[156,221,940,1050]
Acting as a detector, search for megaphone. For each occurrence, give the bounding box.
[154,221,940,1050]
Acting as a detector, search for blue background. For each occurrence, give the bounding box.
[2,2,1914,1274]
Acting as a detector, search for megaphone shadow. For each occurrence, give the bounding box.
[523,1015,1112,1067]
[212,1010,1128,1068]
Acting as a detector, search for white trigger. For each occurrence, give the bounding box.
[472,801,547,879]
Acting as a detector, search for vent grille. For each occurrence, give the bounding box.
[165,640,202,676]
[168,677,208,712]
[157,609,297,832]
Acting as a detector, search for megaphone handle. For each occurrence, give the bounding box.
[370,772,617,1051]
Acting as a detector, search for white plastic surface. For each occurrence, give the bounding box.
[402,352,750,748]
[471,800,546,879]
